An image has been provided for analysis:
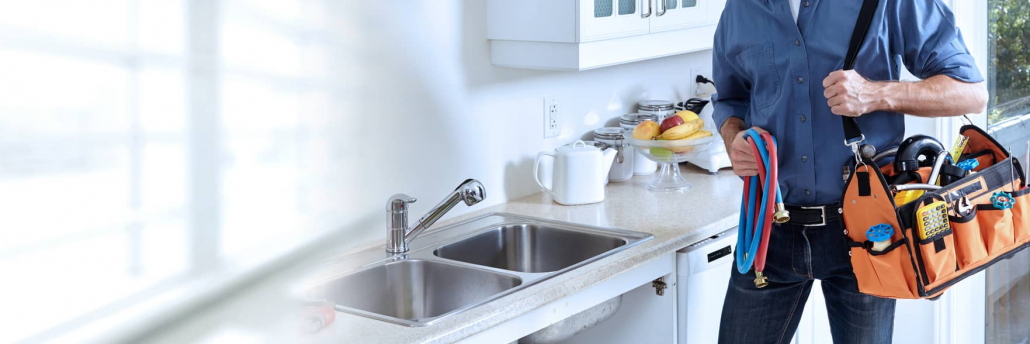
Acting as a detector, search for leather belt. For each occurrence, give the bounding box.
[785,203,842,227]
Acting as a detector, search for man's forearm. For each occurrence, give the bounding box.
[870,75,988,117]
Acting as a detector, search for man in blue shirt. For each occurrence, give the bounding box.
[712,0,987,342]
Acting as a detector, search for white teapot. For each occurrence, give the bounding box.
[534,141,617,205]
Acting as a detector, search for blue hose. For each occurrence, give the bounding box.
[735,130,784,274]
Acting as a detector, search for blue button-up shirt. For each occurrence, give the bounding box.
[711,0,984,205]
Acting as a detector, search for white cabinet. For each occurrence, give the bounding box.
[650,0,713,33]
[487,0,726,71]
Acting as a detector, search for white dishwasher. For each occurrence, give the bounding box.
[677,228,737,344]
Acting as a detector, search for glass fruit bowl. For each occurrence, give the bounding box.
[623,133,715,192]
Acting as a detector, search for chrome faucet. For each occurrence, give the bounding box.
[386,179,486,254]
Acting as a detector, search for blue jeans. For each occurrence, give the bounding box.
[718,218,896,344]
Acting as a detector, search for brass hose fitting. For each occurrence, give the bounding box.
[773,203,790,224]
[754,271,769,288]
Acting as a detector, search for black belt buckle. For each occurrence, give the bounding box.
[800,205,827,227]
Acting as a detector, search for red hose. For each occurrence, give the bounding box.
[754,133,778,274]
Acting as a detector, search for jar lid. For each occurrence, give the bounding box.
[593,127,626,141]
[637,100,675,111]
[619,113,659,126]
[557,140,608,153]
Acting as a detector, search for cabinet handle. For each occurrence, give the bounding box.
[657,0,667,16]
[641,0,652,18]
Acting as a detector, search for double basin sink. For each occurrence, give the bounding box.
[304,213,653,327]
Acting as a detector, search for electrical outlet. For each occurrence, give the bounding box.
[691,66,714,97]
[543,97,560,138]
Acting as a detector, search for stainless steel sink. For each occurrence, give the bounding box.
[434,223,629,273]
[304,213,652,327]
[306,259,520,325]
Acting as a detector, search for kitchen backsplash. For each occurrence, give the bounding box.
[332,1,714,250]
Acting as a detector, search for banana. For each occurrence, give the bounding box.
[675,110,700,123]
[681,129,713,140]
[659,119,703,140]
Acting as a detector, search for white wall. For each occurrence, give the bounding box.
[331,1,713,250]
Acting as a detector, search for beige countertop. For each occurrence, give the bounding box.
[307,165,744,344]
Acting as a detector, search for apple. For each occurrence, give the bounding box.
[650,146,673,159]
[632,120,661,140]
[659,115,685,133]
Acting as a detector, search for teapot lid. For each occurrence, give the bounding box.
[557,140,608,154]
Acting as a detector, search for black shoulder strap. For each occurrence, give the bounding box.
[841,0,880,145]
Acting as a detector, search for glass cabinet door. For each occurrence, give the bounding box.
[580,0,650,42]
[649,0,714,33]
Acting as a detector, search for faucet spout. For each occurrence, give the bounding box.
[385,179,486,254]
[404,179,486,243]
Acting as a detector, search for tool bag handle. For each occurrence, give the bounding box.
[841,0,880,146]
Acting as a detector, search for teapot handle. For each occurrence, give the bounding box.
[534,152,557,197]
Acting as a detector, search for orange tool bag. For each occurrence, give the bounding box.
[839,0,1030,299]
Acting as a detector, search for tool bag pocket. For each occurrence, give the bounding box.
[949,208,988,269]
[847,238,919,299]
[913,227,958,288]
[977,205,1015,255]
[1013,188,1030,242]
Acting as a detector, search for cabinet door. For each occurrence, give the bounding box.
[579,0,651,42]
[649,0,713,33]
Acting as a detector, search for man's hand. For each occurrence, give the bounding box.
[823,70,884,117]
[720,117,765,176]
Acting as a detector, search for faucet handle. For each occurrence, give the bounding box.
[386,193,417,212]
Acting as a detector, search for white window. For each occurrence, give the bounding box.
[984,1,1030,343]
[0,1,335,341]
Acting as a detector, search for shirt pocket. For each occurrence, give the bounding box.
[736,42,782,113]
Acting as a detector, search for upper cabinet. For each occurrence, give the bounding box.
[487,0,725,71]
[650,0,713,33]
[579,0,650,42]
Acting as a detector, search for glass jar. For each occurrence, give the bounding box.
[593,127,634,183]
[637,100,676,121]
[620,113,659,175]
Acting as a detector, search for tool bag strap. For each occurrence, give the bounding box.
[841,0,880,145]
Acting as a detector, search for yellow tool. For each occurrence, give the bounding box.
[950,136,969,162]
[895,190,924,205]
[916,200,949,240]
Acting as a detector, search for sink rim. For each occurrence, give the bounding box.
[302,212,654,327]
[432,222,638,273]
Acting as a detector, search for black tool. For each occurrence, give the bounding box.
[892,135,947,185]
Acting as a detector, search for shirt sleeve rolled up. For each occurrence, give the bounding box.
[890,0,984,83]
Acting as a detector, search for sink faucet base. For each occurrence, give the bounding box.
[385,179,486,254]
